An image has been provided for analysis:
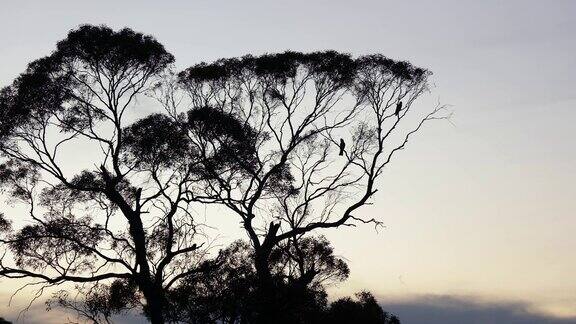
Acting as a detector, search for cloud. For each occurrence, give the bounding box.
[381,295,576,324]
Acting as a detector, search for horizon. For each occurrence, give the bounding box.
[1,1,575,323]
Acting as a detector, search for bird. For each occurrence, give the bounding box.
[339,138,345,156]
[395,101,403,116]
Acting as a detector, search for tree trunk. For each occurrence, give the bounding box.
[253,248,279,324]
[140,282,166,324]
[103,185,166,323]
[251,222,285,323]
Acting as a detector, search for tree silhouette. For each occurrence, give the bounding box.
[0,24,444,324]
[325,291,400,324]
[169,50,445,322]
[166,237,397,324]
[0,25,232,324]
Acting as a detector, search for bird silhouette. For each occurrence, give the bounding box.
[339,138,345,156]
[395,101,403,116]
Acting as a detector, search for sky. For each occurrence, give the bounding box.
[1,0,575,323]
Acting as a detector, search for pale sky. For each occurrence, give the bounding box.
[1,1,575,323]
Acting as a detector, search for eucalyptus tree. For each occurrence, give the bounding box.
[0,25,233,324]
[171,50,445,322]
[166,236,350,324]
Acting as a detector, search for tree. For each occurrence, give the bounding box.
[171,50,445,322]
[168,236,352,324]
[0,25,228,324]
[325,291,400,324]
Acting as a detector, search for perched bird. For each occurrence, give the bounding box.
[395,101,403,116]
[339,138,345,156]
